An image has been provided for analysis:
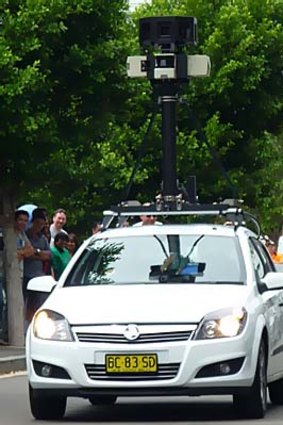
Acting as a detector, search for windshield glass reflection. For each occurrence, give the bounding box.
[64,234,245,286]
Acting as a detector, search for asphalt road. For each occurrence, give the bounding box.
[1,373,283,424]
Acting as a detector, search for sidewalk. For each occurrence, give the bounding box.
[0,343,26,375]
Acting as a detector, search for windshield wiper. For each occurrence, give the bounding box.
[186,234,205,259]
[153,235,169,258]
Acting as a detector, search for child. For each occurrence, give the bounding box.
[51,232,71,280]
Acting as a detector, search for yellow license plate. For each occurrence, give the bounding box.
[105,354,158,373]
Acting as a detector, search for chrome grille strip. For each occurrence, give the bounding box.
[85,363,180,381]
[76,331,191,344]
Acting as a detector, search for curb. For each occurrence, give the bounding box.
[0,355,26,375]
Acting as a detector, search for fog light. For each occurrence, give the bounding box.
[219,362,231,375]
[41,364,52,377]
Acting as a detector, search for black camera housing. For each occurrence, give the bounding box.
[139,16,198,53]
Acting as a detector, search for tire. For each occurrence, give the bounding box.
[88,395,117,406]
[29,384,67,420]
[233,339,267,419]
[269,377,283,404]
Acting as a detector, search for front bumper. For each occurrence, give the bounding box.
[26,323,259,398]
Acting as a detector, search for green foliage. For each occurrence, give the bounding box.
[0,0,131,232]
[123,0,283,233]
[1,0,283,237]
[87,241,124,284]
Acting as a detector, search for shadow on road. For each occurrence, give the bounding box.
[64,397,275,422]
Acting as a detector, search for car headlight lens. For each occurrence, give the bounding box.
[194,307,247,340]
[33,310,74,341]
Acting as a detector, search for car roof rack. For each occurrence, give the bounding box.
[102,198,261,237]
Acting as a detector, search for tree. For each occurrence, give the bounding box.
[0,0,130,344]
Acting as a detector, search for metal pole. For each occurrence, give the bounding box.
[160,90,178,198]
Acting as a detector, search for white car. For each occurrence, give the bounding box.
[26,222,283,420]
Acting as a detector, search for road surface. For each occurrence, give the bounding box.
[1,373,283,424]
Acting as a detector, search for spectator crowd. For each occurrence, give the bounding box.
[0,207,85,341]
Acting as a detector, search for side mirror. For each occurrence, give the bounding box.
[261,272,283,291]
[27,275,57,293]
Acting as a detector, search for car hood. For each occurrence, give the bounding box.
[42,284,250,325]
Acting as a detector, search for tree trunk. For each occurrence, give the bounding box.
[0,191,24,346]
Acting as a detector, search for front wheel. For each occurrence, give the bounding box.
[29,384,67,420]
[88,395,117,406]
[233,339,267,419]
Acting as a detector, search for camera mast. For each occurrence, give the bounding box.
[127,16,210,208]
[103,17,259,235]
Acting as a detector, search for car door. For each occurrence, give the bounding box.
[249,237,283,376]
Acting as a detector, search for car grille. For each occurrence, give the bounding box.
[76,330,192,344]
[85,363,180,381]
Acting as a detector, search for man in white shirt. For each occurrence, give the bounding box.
[49,209,68,246]
[132,202,163,226]
[133,214,162,226]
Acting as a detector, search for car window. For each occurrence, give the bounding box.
[64,234,246,286]
[249,237,275,279]
[254,238,275,272]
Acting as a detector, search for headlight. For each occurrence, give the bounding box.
[33,310,74,341]
[194,307,247,340]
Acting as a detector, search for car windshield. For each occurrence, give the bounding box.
[64,234,246,286]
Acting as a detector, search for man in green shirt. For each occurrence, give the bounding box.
[51,232,71,281]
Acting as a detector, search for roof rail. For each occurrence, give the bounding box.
[102,199,260,237]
